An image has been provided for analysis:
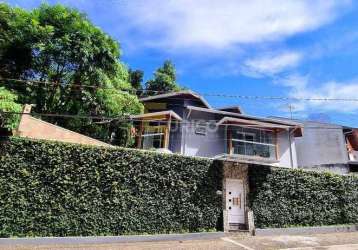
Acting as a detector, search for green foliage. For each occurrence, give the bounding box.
[0,138,222,237]
[248,165,358,228]
[128,69,144,91]
[0,87,22,129]
[0,3,36,78]
[145,60,181,95]
[0,3,143,144]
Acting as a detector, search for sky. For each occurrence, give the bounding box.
[4,0,358,126]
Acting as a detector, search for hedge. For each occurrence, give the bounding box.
[249,165,358,228]
[0,138,222,237]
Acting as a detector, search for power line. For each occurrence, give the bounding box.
[2,77,358,102]
[1,111,351,130]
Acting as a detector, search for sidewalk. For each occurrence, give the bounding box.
[0,232,358,250]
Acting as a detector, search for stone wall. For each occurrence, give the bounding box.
[222,161,249,231]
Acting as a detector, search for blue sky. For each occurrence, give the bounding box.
[5,0,358,126]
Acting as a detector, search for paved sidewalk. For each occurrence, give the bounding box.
[230,232,358,250]
[0,232,226,246]
[0,232,358,250]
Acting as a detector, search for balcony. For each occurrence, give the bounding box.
[131,110,182,150]
[227,126,278,163]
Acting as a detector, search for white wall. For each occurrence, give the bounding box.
[181,110,226,157]
[295,121,348,167]
[274,130,297,168]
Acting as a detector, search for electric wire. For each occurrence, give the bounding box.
[2,77,358,102]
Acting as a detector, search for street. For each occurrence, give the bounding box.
[1,232,358,250]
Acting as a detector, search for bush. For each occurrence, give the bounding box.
[0,138,222,237]
[248,165,358,228]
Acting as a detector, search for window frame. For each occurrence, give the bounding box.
[228,127,277,160]
[139,123,168,149]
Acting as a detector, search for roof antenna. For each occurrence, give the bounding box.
[287,104,295,119]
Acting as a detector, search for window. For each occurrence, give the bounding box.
[141,125,166,149]
[195,122,207,135]
[229,128,276,159]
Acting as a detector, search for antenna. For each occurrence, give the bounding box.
[287,104,295,119]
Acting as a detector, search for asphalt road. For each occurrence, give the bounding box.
[0,232,358,250]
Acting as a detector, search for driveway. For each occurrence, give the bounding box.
[1,232,358,250]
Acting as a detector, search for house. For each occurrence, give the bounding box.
[131,91,305,232]
[132,91,303,168]
[270,117,358,175]
[13,104,112,147]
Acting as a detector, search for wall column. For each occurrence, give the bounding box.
[222,161,250,232]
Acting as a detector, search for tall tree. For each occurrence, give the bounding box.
[128,68,144,91]
[145,60,181,95]
[0,3,143,144]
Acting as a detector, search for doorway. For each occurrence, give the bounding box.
[225,178,245,225]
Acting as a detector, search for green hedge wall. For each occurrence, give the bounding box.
[0,138,222,237]
[249,165,358,228]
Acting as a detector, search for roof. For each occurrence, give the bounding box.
[187,105,302,126]
[216,117,292,130]
[140,91,211,109]
[188,106,303,136]
[130,110,182,121]
[269,116,345,127]
[217,106,243,114]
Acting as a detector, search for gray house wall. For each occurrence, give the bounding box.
[168,98,211,154]
[143,97,300,168]
[275,130,298,168]
[181,109,226,157]
[295,121,349,174]
[179,109,297,168]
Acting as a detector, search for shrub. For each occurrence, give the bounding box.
[249,165,358,228]
[0,138,222,237]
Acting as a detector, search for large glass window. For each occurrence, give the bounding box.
[230,127,276,159]
[141,124,166,149]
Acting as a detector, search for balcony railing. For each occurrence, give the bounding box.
[228,127,277,160]
[231,139,276,160]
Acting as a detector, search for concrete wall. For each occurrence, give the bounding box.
[181,110,225,157]
[300,164,350,175]
[295,121,349,167]
[275,130,298,168]
[15,105,111,147]
[169,122,182,154]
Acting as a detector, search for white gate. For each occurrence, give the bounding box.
[226,179,245,224]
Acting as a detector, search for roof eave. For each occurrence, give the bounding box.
[186,105,303,126]
[139,91,212,109]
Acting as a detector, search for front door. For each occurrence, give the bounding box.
[226,179,245,224]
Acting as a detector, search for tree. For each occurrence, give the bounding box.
[128,68,144,91]
[145,60,181,95]
[0,4,36,79]
[0,3,143,144]
[0,87,22,129]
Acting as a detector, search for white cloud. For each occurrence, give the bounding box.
[278,74,358,113]
[121,0,350,49]
[243,51,303,77]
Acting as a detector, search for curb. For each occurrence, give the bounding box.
[0,232,226,245]
[255,224,358,236]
